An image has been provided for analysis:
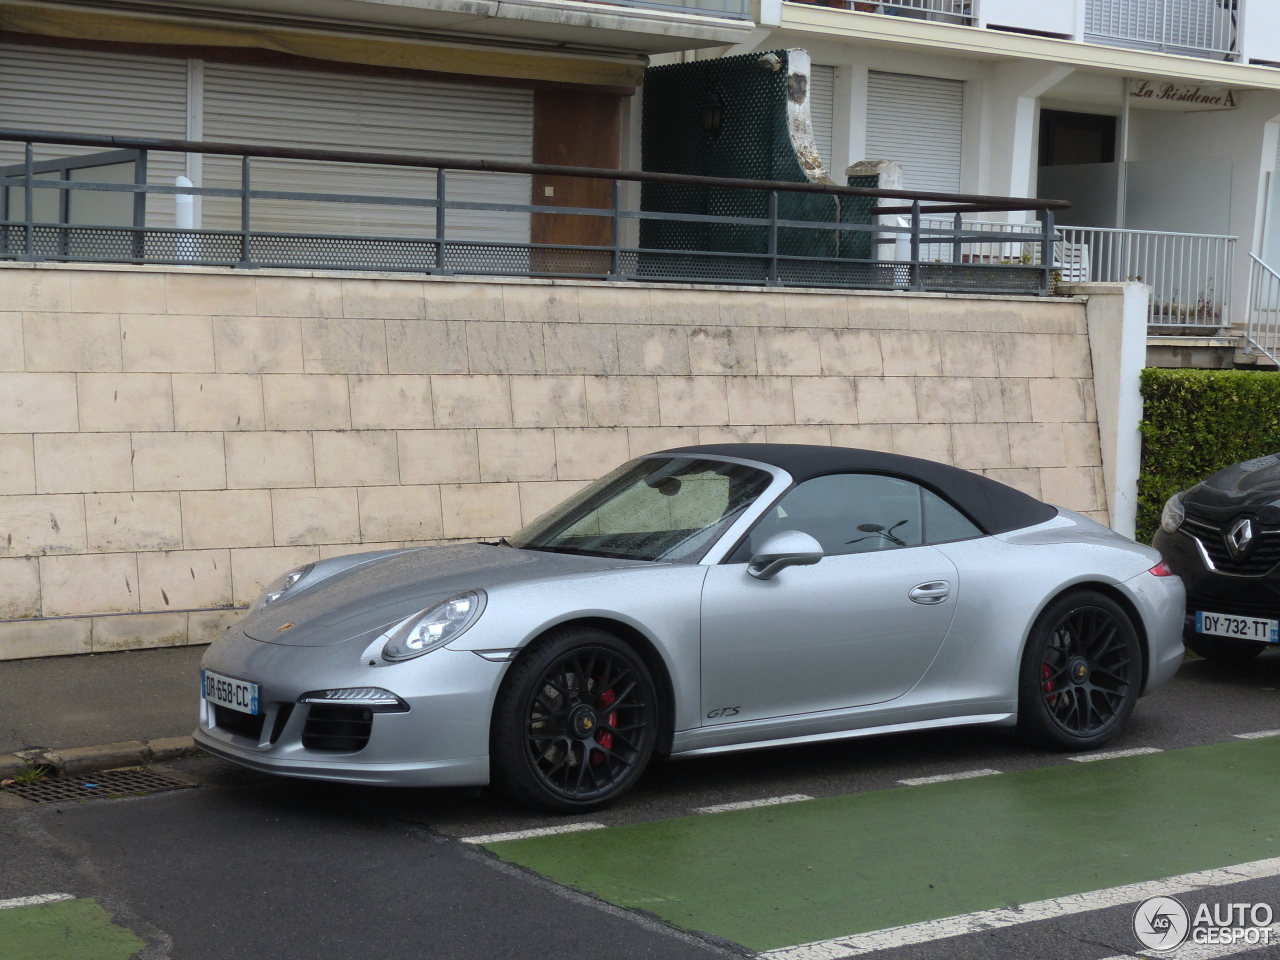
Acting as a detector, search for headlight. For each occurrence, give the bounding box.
[297,687,409,713]
[251,563,314,612]
[381,590,486,662]
[1160,494,1186,534]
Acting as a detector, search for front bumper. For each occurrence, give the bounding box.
[1154,527,1280,627]
[195,629,504,787]
[192,733,488,787]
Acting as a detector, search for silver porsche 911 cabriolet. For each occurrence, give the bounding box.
[195,444,1185,811]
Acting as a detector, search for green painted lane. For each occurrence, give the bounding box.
[0,898,143,960]
[486,738,1280,952]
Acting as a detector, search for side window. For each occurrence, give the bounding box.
[922,489,983,544]
[738,474,983,560]
[745,474,924,558]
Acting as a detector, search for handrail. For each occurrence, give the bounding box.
[0,128,1069,216]
[0,127,1065,294]
[1246,253,1280,366]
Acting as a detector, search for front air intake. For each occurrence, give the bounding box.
[301,704,373,752]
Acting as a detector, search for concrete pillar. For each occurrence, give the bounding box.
[1061,281,1152,539]
[832,64,869,181]
[975,62,1074,222]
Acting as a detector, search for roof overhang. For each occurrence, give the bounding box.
[45,0,756,54]
[779,4,1280,92]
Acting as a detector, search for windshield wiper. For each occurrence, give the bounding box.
[520,544,638,560]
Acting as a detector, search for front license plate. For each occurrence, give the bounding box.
[1195,610,1279,643]
[202,669,260,715]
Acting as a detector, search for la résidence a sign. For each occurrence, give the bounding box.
[1129,79,1241,111]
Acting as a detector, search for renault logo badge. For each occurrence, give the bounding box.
[1226,518,1254,559]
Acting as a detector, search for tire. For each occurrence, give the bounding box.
[491,625,658,812]
[1017,590,1143,751]
[1186,633,1267,663]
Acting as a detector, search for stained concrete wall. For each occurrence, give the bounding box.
[0,263,1104,660]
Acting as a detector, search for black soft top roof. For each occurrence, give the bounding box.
[657,443,1058,536]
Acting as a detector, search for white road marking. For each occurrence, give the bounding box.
[460,822,607,844]
[1069,747,1163,762]
[1234,730,1280,740]
[0,893,75,910]
[1096,923,1280,960]
[897,769,1000,787]
[694,794,813,815]
[761,856,1280,960]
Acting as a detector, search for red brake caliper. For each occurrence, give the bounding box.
[595,686,617,758]
[1041,662,1056,703]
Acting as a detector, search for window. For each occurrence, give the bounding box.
[735,473,982,560]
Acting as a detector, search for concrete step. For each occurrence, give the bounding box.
[1146,335,1238,369]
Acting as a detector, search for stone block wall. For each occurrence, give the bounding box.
[0,263,1103,660]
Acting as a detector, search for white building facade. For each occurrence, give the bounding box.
[660,0,1280,345]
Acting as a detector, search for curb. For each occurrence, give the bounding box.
[0,736,200,781]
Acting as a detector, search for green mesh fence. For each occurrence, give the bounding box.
[641,51,838,261]
[839,175,879,261]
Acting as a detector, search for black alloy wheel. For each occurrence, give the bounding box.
[1017,590,1142,750]
[492,626,657,812]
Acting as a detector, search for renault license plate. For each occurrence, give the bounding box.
[1195,610,1279,643]
[202,669,260,715]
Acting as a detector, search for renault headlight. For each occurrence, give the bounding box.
[382,591,486,662]
[251,563,314,612]
[1160,493,1186,534]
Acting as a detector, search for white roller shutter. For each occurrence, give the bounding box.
[201,63,533,243]
[867,72,963,193]
[809,65,836,176]
[0,44,188,224]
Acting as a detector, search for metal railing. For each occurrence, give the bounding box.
[588,0,752,18]
[0,128,1069,295]
[790,0,973,25]
[1054,226,1235,328]
[919,216,1042,265]
[1084,0,1239,60]
[913,219,1237,327]
[1246,254,1280,365]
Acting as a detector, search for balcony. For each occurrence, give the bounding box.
[787,0,973,26]
[587,0,752,18]
[1084,0,1239,61]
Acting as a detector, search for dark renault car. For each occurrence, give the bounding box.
[1154,453,1280,662]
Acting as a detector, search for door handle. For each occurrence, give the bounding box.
[909,580,951,605]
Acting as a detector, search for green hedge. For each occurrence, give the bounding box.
[1138,368,1280,542]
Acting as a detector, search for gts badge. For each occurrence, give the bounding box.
[706,706,741,719]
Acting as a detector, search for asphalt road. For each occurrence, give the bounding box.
[1,651,1277,960]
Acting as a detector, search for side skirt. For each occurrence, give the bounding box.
[670,713,1016,759]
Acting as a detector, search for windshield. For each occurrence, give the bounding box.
[509,457,774,562]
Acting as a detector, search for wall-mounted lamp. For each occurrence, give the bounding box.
[702,91,725,137]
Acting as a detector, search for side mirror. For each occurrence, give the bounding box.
[747,530,824,580]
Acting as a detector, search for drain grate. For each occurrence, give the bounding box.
[2,768,194,804]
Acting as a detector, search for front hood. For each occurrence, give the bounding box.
[1183,454,1280,523]
[240,543,647,647]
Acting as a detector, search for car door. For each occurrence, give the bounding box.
[699,473,977,725]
